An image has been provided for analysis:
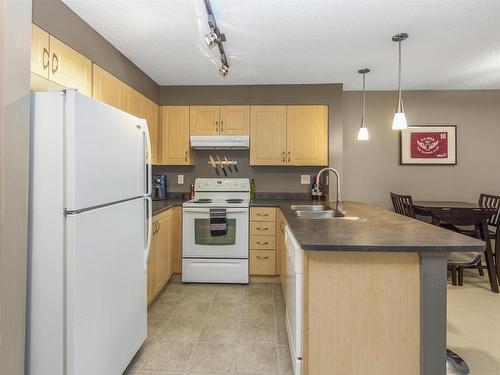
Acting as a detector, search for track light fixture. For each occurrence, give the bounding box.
[203,0,229,77]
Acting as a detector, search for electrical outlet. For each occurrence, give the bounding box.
[301,175,311,184]
[178,175,184,184]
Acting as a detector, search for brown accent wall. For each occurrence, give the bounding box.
[157,84,343,194]
[32,0,159,102]
[343,90,500,208]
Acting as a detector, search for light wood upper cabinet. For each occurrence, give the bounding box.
[219,106,250,135]
[189,106,220,135]
[287,105,328,166]
[48,35,92,96]
[31,24,50,79]
[144,97,160,165]
[92,64,123,109]
[161,106,192,165]
[250,106,287,165]
[120,84,144,118]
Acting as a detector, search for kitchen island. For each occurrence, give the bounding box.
[251,200,485,375]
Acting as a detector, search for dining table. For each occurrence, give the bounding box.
[414,200,499,292]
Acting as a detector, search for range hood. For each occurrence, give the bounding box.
[190,135,249,150]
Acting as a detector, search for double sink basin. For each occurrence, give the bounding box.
[291,204,358,220]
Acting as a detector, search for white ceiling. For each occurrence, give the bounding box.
[62,0,500,90]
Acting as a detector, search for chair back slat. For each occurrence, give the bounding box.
[479,193,500,227]
[390,192,416,219]
[429,207,497,227]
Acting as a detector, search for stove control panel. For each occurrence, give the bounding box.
[195,178,250,192]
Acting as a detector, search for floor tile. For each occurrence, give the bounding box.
[172,300,211,320]
[159,318,204,342]
[234,344,279,374]
[239,320,277,345]
[139,340,195,372]
[277,345,294,375]
[242,302,275,321]
[276,318,288,346]
[148,301,178,321]
[207,302,243,320]
[198,316,240,344]
[214,285,244,303]
[186,343,237,373]
[243,287,274,304]
[184,284,218,302]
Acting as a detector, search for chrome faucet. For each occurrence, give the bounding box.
[315,167,343,212]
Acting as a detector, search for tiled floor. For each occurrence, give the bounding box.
[125,281,293,375]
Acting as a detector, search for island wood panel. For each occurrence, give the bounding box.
[304,251,420,375]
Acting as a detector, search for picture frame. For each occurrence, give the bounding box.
[400,125,457,165]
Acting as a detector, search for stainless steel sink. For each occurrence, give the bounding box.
[295,210,360,220]
[290,204,330,211]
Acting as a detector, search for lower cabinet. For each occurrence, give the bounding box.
[249,207,277,275]
[147,207,182,305]
[276,208,287,294]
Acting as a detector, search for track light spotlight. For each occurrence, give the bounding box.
[204,30,219,47]
[218,62,229,77]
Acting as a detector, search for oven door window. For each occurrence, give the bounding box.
[194,219,236,246]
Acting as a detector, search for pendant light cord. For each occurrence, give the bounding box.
[398,39,402,105]
[362,73,366,126]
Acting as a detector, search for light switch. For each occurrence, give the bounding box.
[178,175,184,184]
[301,175,311,184]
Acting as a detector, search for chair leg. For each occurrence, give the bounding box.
[480,222,499,293]
[478,263,484,276]
[458,267,464,286]
[451,266,457,286]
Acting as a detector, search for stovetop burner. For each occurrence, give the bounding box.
[226,199,244,203]
[192,199,212,203]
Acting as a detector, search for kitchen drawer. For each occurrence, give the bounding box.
[250,207,276,222]
[250,250,276,275]
[250,235,276,250]
[250,221,276,236]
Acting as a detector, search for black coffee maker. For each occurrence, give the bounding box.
[152,175,167,200]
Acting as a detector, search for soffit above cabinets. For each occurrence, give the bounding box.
[62,0,500,90]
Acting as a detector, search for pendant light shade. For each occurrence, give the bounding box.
[357,68,370,141]
[392,33,409,130]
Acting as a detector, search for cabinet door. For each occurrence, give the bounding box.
[170,207,182,274]
[189,106,220,135]
[144,98,160,165]
[155,212,172,291]
[250,106,287,165]
[147,221,159,305]
[219,106,250,135]
[31,24,50,79]
[120,85,144,118]
[49,36,92,96]
[286,105,328,166]
[160,106,191,165]
[92,64,122,110]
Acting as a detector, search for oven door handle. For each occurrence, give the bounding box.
[183,208,249,214]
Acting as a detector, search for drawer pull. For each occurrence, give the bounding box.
[256,256,270,260]
[257,213,269,216]
[256,227,269,231]
[256,241,269,245]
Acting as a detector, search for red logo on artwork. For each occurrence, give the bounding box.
[410,132,448,159]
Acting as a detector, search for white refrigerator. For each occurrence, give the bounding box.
[27,90,153,375]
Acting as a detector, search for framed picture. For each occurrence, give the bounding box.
[400,125,457,165]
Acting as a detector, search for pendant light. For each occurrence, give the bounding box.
[392,33,409,130]
[357,68,370,141]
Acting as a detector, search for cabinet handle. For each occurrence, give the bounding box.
[256,227,269,231]
[185,150,188,162]
[282,151,285,163]
[51,53,59,73]
[221,121,224,133]
[42,48,49,69]
[287,151,291,163]
[256,256,270,260]
[215,120,219,132]
[256,241,269,245]
[257,213,269,217]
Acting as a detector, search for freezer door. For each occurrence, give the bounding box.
[65,91,148,211]
[65,198,147,375]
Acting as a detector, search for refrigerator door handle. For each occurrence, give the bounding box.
[144,196,153,269]
[142,119,152,197]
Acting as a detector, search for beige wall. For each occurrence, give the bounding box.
[343,90,500,208]
[32,0,160,102]
[0,0,32,373]
[159,84,343,195]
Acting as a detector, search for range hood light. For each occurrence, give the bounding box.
[190,135,249,150]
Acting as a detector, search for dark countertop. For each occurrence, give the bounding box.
[152,198,184,216]
[250,199,486,253]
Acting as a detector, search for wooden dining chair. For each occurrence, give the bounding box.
[479,193,500,237]
[390,192,416,219]
[430,207,498,293]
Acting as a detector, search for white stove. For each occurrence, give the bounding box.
[182,178,250,284]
